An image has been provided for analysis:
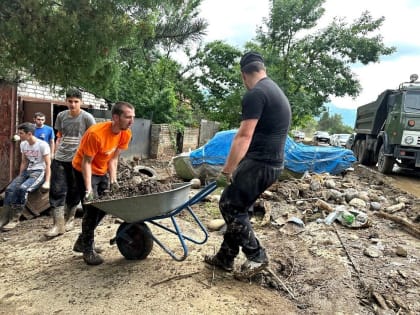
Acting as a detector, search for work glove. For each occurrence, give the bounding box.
[216,172,231,188]
[84,190,94,203]
[40,182,50,193]
[110,181,120,192]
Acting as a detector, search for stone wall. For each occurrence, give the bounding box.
[17,80,107,108]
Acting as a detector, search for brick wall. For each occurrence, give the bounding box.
[17,80,107,108]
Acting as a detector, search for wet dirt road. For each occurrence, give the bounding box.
[386,166,420,198]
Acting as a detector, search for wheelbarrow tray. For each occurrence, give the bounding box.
[88,183,192,223]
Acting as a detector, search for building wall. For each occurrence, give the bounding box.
[14,80,220,161]
[17,80,107,108]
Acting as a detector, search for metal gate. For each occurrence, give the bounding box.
[0,81,18,191]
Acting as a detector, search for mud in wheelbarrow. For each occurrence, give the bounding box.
[87,182,218,261]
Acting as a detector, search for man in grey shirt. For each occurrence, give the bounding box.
[45,88,96,238]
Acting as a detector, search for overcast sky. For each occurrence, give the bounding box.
[198,0,420,109]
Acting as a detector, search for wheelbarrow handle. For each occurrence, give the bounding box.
[187,181,217,206]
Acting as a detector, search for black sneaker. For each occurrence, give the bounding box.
[204,254,234,272]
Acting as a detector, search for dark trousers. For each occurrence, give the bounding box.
[50,159,80,208]
[73,168,109,251]
[218,158,282,261]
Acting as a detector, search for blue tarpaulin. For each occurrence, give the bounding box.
[283,137,356,175]
[190,130,237,166]
[189,129,356,175]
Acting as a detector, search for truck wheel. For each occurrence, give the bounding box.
[353,140,359,158]
[358,140,373,165]
[116,222,154,260]
[377,144,394,174]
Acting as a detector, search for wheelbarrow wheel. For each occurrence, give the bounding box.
[116,222,154,260]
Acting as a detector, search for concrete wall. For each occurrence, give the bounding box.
[199,119,220,146]
[121,118,151,160]
[149,122,219,159]
[150,124,177,159]
[182,127,199,153]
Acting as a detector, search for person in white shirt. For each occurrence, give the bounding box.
[0,122,51,231]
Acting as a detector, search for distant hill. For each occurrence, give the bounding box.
[325,103,356,128]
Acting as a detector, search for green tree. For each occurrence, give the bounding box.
[190,0,394,130]
[188,41,244,128]
[109,54,196,125]
[253,0,395,126]
[317,111,353,134]
[0,0,207,97]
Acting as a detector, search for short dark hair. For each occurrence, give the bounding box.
[111,101,135,116]
[34,112,45,118]
[18,122,36,134]
[66,88,82,100]
[240,51,265,74]
[241,61,265,74]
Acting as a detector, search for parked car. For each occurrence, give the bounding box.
[330,134,339,146]
[292,130,305,142]
[331,134,351,147]
[313,131,330,145]
[345,133,356,150]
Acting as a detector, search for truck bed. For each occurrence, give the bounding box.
[354,89,394,135]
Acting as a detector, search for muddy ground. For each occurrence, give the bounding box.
[0,160,419,315]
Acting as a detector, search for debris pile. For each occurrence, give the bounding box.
[92,157,179,202]
[260,165,419,230]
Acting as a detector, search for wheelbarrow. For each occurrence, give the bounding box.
[87,182,217,262]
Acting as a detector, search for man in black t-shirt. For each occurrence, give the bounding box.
[204,52,291,279]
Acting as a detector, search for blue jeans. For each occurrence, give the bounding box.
[4,169,45,207]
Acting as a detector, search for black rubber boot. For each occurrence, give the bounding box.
[80,207,104,265]
[73,233,103,254]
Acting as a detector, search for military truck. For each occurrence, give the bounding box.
[352,74,420,174]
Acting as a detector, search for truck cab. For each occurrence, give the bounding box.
[353,74,420,173]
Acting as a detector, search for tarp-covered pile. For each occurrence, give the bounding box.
[284,137,356,175]
[173,130,356,180]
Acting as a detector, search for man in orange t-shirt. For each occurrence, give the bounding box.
[72,101,135,265]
